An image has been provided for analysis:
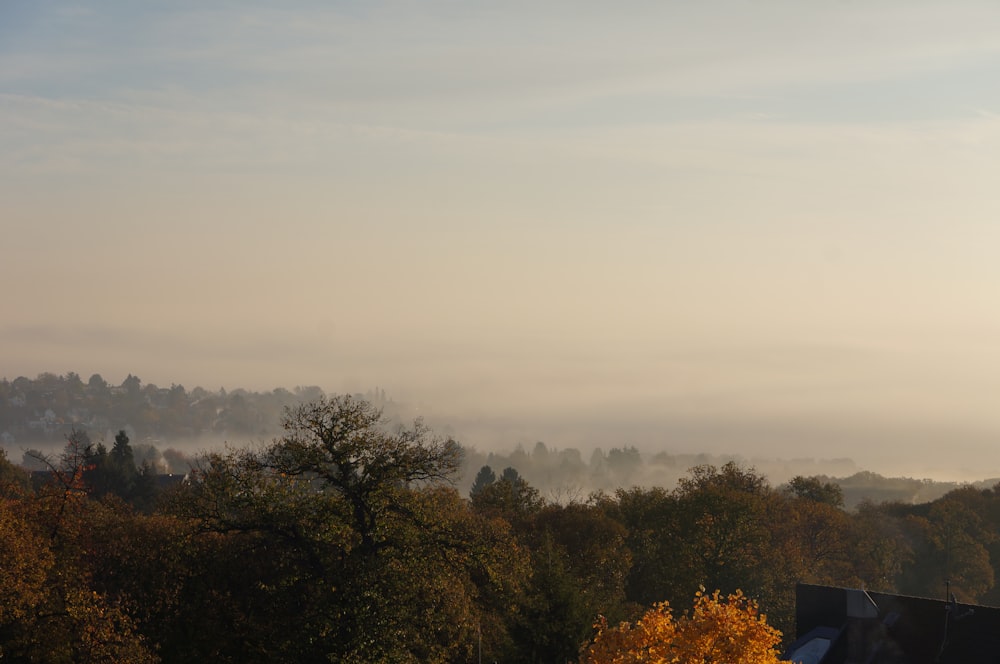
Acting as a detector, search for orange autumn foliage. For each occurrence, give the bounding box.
[579,589,788,664]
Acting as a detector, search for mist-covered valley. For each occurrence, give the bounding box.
[4,371,995,508]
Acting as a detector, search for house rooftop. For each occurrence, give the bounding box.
[787,584,1000,664]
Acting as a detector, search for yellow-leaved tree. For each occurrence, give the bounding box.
[579,589,788,664]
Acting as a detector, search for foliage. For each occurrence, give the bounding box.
[671,464,786,622]
[0,448,31,497]
[579,589,787,664]
[499,501,632,662]
[0,473,157,661]
[776,487,856,586]
[511,533,595,664]
[471,465,544,523]
[470,464,497,496]
[0,497,52,643]
[895,497,995,602]
[784,475,844,508]
[11,389,1000,660]
[166,395,523,663]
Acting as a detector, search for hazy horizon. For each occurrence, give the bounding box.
[6,2,1000,481]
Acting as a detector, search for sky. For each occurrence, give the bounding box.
[5,1,1000,479]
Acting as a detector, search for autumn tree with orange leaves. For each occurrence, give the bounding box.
[579,589,788,664]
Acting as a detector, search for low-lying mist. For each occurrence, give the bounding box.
[6,371,999,499]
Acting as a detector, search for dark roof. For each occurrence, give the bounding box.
[789,584,1000,664]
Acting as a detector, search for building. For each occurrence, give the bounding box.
[786,584,1000,664]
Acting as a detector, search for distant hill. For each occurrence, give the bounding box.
[808,471,970,509]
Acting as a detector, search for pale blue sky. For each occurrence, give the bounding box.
[5,1,1000,477]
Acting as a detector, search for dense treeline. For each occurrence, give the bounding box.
[461,443,979,509]
[4,394,1000,662]
[0,371,342,445]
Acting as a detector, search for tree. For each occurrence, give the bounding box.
[87,373,107,391]
[849,500,912,592]
[784,476,844,508]
[512,534,593,664]
[471,466,544,523]
[121,374,141,396]
[594,486,679,607]
[606,446,642,484]
[6,436,158,662]
[579,589,786,664]
[509,503,633,662]
[527,503,631,621]
[131,443,164,474]
[21,428,98,541]
[0,448,30,497]
[63,372,84,404]
[776,491,854,587]
[265,395,462,554]
[108,430,138,491]
[899,498,995,602]
[470,464,497,496]
[672,463,778,601]
[0,498,52,646]
[606,463,797,636]
[168,395,504,662]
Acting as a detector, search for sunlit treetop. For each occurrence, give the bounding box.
[580,589,788,664]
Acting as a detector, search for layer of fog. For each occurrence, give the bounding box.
[12,392,999,492]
